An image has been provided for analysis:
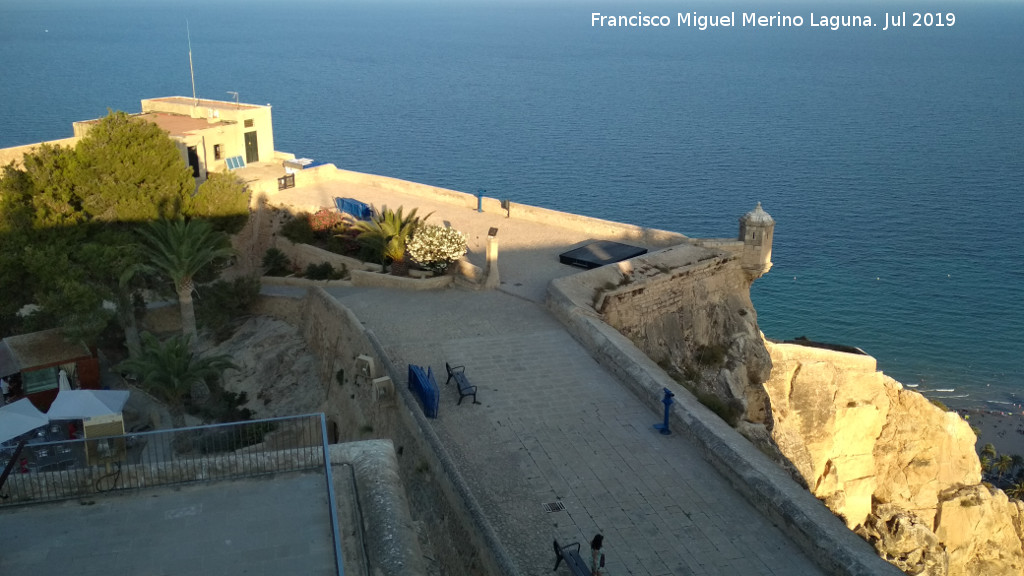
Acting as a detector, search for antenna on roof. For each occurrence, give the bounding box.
[187,20,197,105]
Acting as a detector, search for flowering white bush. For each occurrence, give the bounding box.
[407,225,467,273]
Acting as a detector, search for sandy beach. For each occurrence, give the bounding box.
[958,407,1024,458]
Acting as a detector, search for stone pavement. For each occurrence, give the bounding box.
[327,287,824,576]
[260,177,683,303]
[0,472,339,576]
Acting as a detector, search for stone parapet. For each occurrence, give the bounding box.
[330,440,428,576]
[0,137,79,168]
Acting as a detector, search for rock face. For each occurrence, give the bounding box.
[873,381,983,528]
[206,316,324,418]
[762,340,982,530]
[759,339,1024,576]
[855,502,948,576]
[762,342,892,527]
[934,484,1024,576]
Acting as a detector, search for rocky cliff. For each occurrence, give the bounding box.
[759,340,1024,575]
[596,245,1024,575]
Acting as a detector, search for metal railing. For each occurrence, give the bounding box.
[0,413,325,506]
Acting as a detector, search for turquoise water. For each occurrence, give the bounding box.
[1,0,1021,407]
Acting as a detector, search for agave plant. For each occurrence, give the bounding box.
[353,205,431,274]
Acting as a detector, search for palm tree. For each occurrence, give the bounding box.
[352,206,430,275]
[116,332,236,412]
[136,218,234,344]
[981,454,994,479]
[981,443,998,461]
[1011,454,1024,478]
[996,454,1014,484]
[1008,481,1024,501]
[114,262,150,358]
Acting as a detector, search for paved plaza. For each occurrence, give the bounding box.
[267,176,834,574]
[329,287,824,576]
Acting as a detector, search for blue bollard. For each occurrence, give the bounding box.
[476,189,485,212]
[653,388,675,435]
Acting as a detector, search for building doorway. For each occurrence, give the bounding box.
[244,131,259,164]
[186,146,201,178]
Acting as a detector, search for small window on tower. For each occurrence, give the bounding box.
[214,144,222,160]
[244,119,254,128]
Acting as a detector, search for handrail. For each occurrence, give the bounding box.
[0,439,27,497]
[320,414,345,576]
[0,413,325,506]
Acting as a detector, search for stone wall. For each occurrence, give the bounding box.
[0,137,79,168]
[257,289,513,576]
[591,244,772,424]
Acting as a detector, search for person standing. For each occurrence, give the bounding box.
[590,533,604,576]
[1,376,9,404]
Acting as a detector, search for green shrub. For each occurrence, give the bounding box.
[262,248,292,276]
[196,276,261,342]
[303,262,347,280]
[280,212,315,244]
[695,391,744,427]
[694,344,728,367]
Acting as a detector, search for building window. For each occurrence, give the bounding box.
[244,119,254,128]
[23,367,58,394]
[214,144,222,160]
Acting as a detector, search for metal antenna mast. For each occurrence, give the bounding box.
[187,20,197,105]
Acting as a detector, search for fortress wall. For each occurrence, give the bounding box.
[0,137,79,168]
[599,256,740,360]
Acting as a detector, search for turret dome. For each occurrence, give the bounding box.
[741,202,774,225]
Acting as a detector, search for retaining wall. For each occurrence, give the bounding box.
[257,288,515,576]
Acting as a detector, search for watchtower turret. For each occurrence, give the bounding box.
[739,202,774,281]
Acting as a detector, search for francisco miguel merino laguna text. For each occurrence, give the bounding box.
[590,11,955,30]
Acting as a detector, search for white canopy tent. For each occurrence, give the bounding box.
[46,390,130,421]
[0,398,49,444]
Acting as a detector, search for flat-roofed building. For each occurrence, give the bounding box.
[72,96,276,182]
[0,96,276,184]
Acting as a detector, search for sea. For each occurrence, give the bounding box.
[1,0,1021,409]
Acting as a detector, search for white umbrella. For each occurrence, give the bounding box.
[46,390,129,421]
[58,369,71,391]
[0,398,49,444]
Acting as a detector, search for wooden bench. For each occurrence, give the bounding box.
[552,539,591,575]
[445,362,480,405]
